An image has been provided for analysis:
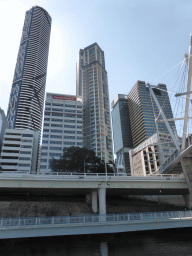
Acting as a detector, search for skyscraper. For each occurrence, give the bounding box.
[128,81,176,148]
[76,43,113,162]
[111,94,133,174]
[7,6,52,132]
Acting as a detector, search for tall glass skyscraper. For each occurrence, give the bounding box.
[128,81,176,148]
[111,94,133,174]
[7,6,52,132]
[76,43,113,162]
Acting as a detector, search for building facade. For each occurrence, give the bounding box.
[0,108,8,152]
[0,129,39,173]
[128,81,176,148]
[7,6,51,132]
[76,43,113,162]
[111,94,133,174]
[40,93,83,172]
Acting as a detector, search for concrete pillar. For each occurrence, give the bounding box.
[183,194,192,209]
[92,191,98,213]
[100,242,108,256]
[98,188,106,215]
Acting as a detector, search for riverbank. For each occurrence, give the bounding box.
[0,195,186,218]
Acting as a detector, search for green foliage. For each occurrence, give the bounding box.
[49,146,114,173]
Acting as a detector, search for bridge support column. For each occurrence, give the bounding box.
[92,191,98,213]
[98,188,106,215]
[183,194,192,209]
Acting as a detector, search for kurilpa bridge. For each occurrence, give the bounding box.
[0,172,189,215]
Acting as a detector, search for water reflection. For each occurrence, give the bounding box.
[1,229,192,256]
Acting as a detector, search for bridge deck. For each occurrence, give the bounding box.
[1,211,192,239]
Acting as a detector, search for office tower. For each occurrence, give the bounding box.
[40,93,83,172]
[128,81,176,148]
[0,108,8,152]
[76,43,113,162]
[111,95,133,174]
[7,6,52,132]
[0,129,39,173]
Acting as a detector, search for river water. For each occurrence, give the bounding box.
[1,228,192,256]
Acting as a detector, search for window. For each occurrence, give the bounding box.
[18,164,30,167]
[50,135,62,139]
[77,131,82,134]
[21,145,32,148]
[64,119,75,123]
[41,153,47,156]
[52,108,63,112]
[50,147,62,151]
[43,129,49,133]
[77,142,82,146]
[65,109,75,113]
[63,142,75,145]
[19,157,30,161]
[49,153,62,157]
[51,124,63,127]
[65,104,76,108]
[51,118,63,122]
[89,48,95,55]
[20,151,31,154]
[42,146,48,150]
[22,134,33,137]
[50,141,62,144]
[64,136,75,139]
[43,135,49,138]
[41,159,47,162]
[64,130,75,134]
[44,118,50,121]
[42,140,48,144]
[40,165,47,169]
[22,139,32,143]
[51,129,62,133]
[65,114,75,118]
[77,137,82,140]
[53,103,63,107]
[52,113,63,117]
[64,125,75,129]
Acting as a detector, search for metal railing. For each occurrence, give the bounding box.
[0,171,183,179]
[1,210,192,229]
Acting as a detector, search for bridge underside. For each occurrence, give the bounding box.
[0,187,189,198]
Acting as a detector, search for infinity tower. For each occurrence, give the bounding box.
[7,6,52,132]
[76,43,113,162]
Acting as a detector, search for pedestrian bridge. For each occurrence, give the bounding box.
[1,210,192,239]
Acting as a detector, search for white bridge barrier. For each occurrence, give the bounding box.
[1,210,192,229]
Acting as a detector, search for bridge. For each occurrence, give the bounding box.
[0,172,189,214]
[0,210,192,239]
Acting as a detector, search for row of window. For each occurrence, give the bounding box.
[46,102,82,108]
[44,118,82,124]
[45,113,82,118]
[43,129,82,134]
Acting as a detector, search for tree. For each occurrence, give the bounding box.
[49,146,114,173]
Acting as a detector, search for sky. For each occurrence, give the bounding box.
[0,0,192,136]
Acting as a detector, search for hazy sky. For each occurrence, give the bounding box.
[0,0,192,136]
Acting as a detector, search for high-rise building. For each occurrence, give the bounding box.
[0,129,39,173]
[128,81,176,148]
[76,43,113,162]
[0,108,8,152]
[111,94,133,174]
[111,81,176,174]
[40,93,83,172]
[7,6,51,132]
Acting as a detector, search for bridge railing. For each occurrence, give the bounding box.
[1,210,192,229]
[0,171,183,179]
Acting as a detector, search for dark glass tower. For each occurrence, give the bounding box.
[128,81,176,148]
[7,6,52,132]
[76,43,113,162]
[111,94,133,174]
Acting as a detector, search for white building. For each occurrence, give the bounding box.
[129,133,181,176]
[0,129,39,173]
[40,93,83,172]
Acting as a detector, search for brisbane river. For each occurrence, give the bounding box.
[1,228,192,255]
